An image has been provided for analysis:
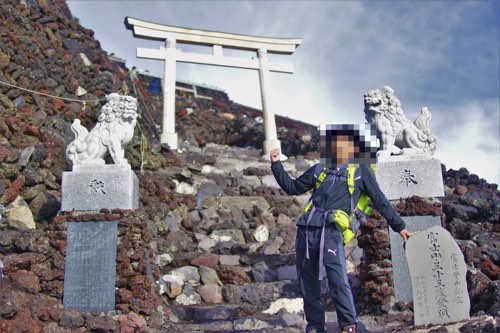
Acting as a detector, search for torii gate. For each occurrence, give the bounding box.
[125,17,302,157]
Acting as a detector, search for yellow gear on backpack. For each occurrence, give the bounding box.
[303,164,377,245]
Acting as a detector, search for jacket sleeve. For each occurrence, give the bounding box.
[358,164,406,233]
[271,161,316,195]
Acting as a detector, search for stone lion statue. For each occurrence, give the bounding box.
[66,93,138,166]
[363,86,437,156]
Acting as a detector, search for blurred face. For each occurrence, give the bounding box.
[332,135,359,164]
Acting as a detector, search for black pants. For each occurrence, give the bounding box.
[296,224,357,332]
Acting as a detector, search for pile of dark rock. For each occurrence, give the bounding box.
[0,0,498,332]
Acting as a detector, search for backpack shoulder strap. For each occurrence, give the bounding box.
[347,165,358,195]
[313,163,328,189]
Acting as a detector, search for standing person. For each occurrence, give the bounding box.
[270,128,412,333]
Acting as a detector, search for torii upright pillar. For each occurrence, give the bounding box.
[161,38,177,148]
[125,17,302,155]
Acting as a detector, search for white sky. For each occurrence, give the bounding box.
[68,0,499,185]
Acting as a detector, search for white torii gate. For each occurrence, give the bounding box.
[125,17,302,157]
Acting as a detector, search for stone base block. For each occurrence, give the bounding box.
[61,164,139,211]
[376,158,444,200]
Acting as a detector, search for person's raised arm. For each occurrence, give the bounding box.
[270,148,315,195]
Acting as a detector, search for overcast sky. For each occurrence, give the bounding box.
[67,0,499,184]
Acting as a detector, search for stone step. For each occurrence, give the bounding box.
[167,311,305,332]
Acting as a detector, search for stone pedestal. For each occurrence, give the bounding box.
[379,155,446,305]
[61,164,139,211]
[376,155,444,200]
[63,221,118,312]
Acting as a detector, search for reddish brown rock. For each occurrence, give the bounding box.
[40,280,64,298]
[0,289,29,318]
[197,284,223,304]
[85,315,118,332]
[117,288,134,303]
[119,311,147,333]
[2,252,46,273]
[0,145,8,162]
[0,175,25,205]
[9,269,40,294]
[476,257,500,280]
[58,309,84,328]
[12,308,42,333]
[218,265,251,285]
[190,253,219,267]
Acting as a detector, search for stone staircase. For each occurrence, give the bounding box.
[151,143,373,332]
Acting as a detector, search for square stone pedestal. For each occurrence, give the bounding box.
[376,155,444,200]
[61,164,139,211]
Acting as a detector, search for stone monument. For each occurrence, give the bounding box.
[405,226,470,325]
[61,93,139,211]
[363,85,445,304]
[61,93,139,312]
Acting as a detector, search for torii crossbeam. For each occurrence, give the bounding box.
[125,17,302,156]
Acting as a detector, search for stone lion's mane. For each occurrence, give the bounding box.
[364,86,436,155]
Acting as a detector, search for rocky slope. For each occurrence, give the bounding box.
[0,1,498,332]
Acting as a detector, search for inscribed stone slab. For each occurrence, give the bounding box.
[61,164,138,211]
[405,226,470,326]
[63,221,118,312]
[376,158,444,200]
[389,216,441,302]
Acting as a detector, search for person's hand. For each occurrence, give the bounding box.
[270,148,280,163]
[399,229,414,241]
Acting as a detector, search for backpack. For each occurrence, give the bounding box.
[303,164,376,245]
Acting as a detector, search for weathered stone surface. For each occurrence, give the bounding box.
[406,226,470,326]
[61,165,139,211]
[118,312,147,333]
[59,310,85,328]
[263,298,304,314]
[63,221,117,312]
[4,196,35,229]
[85,315,118,332]
[0,290,29,318]
[218,265,251,285]
[241,283,275,305]
[198,266,221,286]
[389,215,442,302]
[0,176,25,206]
[190,253,219,267]
[173,266,201,285]
[376,158,444,200]
[29,190,60,222]
[253,224,269,242]
[234,317,271,330]
[9,269,40,294]
[175,285,201,305]
[197,284,223,304]
[219,255,240,266]
[252,262,278,282]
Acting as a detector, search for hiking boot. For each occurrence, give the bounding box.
[341,325,357,333]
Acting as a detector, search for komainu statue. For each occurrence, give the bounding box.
[363,86,437,156]
[66,93,138,166]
